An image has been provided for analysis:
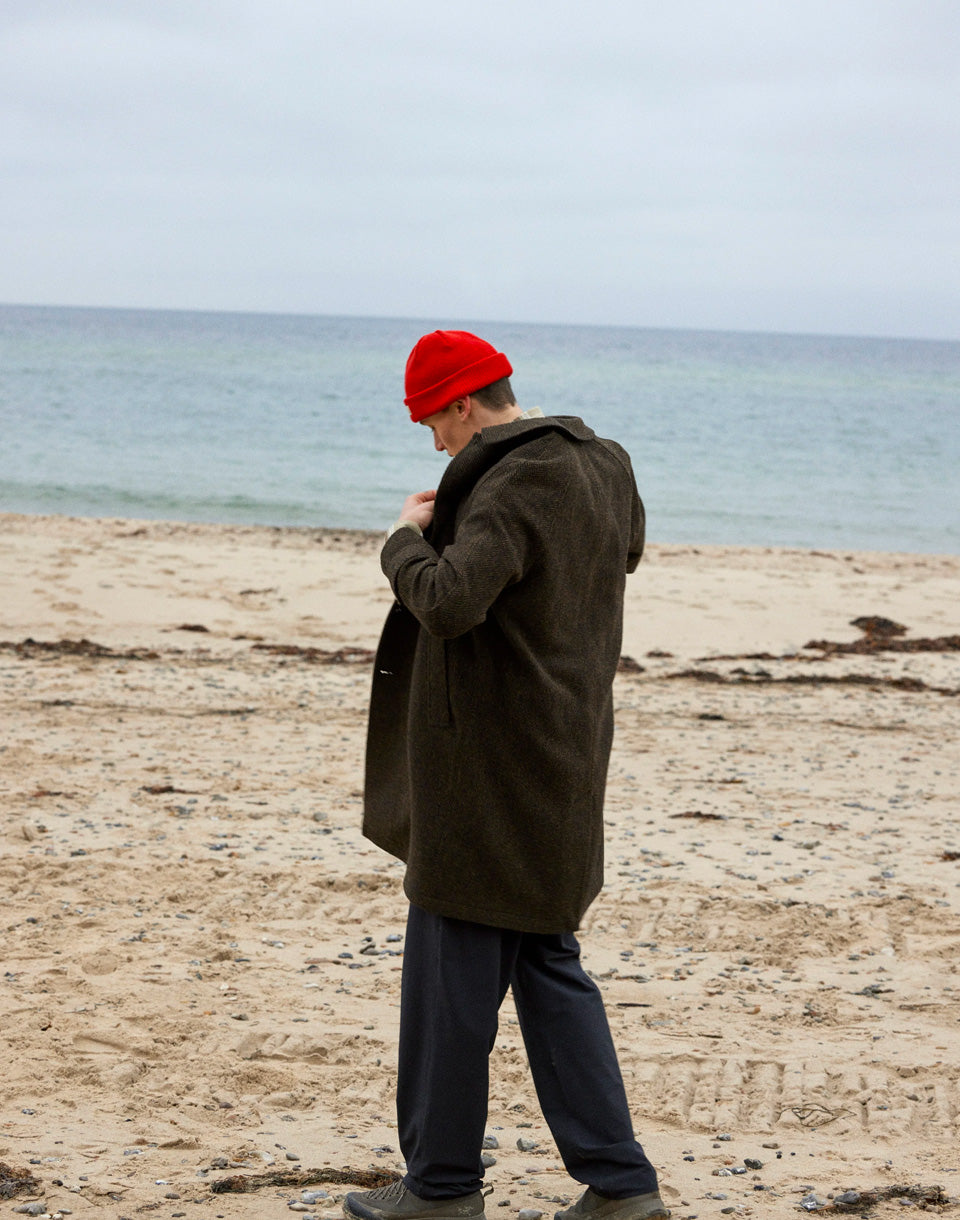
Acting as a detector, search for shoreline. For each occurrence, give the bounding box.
[1,510,959,1218]
[4,508,959,560]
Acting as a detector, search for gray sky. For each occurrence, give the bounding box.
[2,0,958,339]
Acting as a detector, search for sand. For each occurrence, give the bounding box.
[1,512,958,1219]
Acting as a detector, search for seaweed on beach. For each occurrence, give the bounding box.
[804,632,960,657]
[806,1181,952,1212]
[251,643,376,664]
[0,1161,41,1199]
[210,1166,400,1194]
[0,637,161,661]
[695,617,960,664]
[653,615,960,696]
[0,635,379,666]
[666,669,959,696]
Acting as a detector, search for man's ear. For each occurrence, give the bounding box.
[455,395,473,420]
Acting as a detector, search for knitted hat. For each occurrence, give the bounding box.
[404,330,513,422]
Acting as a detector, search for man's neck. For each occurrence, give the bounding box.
[473,403,523,430]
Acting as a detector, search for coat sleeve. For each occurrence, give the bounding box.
[381,463,536,639]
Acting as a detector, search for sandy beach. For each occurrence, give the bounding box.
[1,511,959,1219]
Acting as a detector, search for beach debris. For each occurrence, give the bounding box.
[172,623,210,633]
[803,631,960,656]
[669,810,725,821]
[850,615,907,638]
[210,1167,400,1194]
[667,668,959,696]
[1,637,160,661]
[516,1138,538,1152]
[518,1209,543,1219]
[251,643,376,664]
[855,983,894,997]
[0,1162,41,1199]
[688,618,960,663]
[617,655,645,673]
[798,1183,950,1212]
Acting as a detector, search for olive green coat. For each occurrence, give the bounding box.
[363,415,644,933]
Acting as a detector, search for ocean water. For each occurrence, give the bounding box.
[1,304,958,553]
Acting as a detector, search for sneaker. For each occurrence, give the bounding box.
[554,1187,670,1220]
[343,1179,486,1220]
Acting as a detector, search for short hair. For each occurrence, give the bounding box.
[470,377,517,411]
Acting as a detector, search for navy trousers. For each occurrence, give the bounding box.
[397,904,660,1200]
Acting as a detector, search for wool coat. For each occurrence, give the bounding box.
[363,415,644,933]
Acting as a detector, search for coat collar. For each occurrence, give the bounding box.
[427,416,594,550]
[478,413,595,448]
[444,414,593,491]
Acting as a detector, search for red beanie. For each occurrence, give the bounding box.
[404,330,513,422]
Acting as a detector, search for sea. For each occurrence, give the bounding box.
[1,304,958,553]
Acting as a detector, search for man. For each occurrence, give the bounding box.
[345,330,669,1220]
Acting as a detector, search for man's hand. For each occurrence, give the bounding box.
[398,490,437,530]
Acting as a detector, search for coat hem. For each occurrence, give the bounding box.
[403,880,594,936]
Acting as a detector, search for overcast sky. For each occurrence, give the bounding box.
[2,0,957,339]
